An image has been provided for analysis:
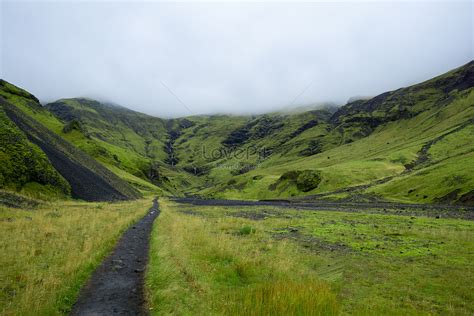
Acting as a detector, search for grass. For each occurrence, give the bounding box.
[146,200,474,315]
[0,198,152,315]
[146,200,339,315]
[223,280,338,316]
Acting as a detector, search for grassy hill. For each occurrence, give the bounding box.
[0,80,141,201]
[1,61,472,204]
[45,98,202,196]
[197,61,473,204]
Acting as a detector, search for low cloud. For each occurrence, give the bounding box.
[1,1,472,117]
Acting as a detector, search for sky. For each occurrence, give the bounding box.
[1,1,473,117]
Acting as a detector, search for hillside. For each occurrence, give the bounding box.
[45,98,203,196]
[1,61,473,204]
[197,61,474,204]
[0,80,141,201]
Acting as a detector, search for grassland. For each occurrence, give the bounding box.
[0,198,152,315]
[146,200,474,315]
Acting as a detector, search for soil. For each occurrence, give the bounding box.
[172,198,474,220]
[70,199,160,316]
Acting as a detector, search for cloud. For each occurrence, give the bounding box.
[1,1,472,117]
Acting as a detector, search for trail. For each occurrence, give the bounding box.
[71,199,160,316]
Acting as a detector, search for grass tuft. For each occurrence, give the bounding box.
[222,280,339,316]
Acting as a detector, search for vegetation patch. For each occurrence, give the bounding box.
[269,170,322,193]
[238,225,255,235]
[0,105,71,197]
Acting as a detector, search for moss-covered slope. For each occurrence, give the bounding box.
[0,80,141,201]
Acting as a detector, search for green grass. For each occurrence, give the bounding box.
[369,153,474,203]
[0,198,152,315]
[146,200,474,315]
[146,200,339,315]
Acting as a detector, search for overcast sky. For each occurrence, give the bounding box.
[1,1,472,117]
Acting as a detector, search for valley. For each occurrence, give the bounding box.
[0,61,473,315]
[1,61,473,205]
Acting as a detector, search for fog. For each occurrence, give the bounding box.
[1,1,472,117]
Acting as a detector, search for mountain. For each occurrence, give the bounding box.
[0,80,141,201]
[195,61,473,203]
[1,61,473,204]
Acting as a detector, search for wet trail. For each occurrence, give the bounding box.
[71,199,160,315]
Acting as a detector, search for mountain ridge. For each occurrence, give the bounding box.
[1,60,473,204]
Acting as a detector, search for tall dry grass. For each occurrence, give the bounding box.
[0,198,151,315]
[146,200,339,315]
[222,280,338,316]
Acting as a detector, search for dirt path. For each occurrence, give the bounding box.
[71,199,160,316]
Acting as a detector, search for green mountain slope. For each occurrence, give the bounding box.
[1,61,472,204]
[0,80,141,201]
[200,61,474,204]
[45,98,202,196]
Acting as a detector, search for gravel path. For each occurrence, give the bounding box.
[70,199,160,315]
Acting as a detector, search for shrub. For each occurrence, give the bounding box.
[239,225,255,235]
[270,170,322,192]
[62,119,84,134]
[296,170,322,192]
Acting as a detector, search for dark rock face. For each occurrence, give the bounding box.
[288,119,319,139]
[178,118,195,129]
[458,190,474,206]
[435,189,461,204]
[164,129,180,166]
[223,115,285,147]
[31,137,128,201]
[299,139,323,157]
[328,61,474,141]
[222,124,252,147]
[44,101,79,122]
[433,60,474,93]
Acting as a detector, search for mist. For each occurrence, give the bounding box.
[1,1,472,117]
